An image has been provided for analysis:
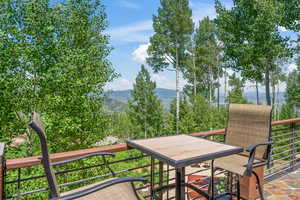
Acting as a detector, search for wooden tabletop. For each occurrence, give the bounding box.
[127,135,243,168]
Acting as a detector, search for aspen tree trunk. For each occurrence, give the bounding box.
[265,64,271,106]
[175,46,180,134]
[255,81,259,104]
[193,54,197,96]
[224,68,227,104]
[193,71,196,96]
[209,65,213,130]
[144,120,147,138]
[217,63,220,109]
[276,83,280,120]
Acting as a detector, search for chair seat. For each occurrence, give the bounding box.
[62,178,145,200]
[214,154,261,176]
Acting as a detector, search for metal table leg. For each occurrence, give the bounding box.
[176,167,185,200]
[150,157,155,200]
[159,161,164,199]
[211,160,215,200]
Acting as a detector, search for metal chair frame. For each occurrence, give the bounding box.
[29,112,146,200]
[203,104,273,200]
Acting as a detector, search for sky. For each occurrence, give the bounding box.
[52,0,298,92]
[103,0,234,91]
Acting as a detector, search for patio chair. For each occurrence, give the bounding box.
[204,104,273,200]
[28,112,147,200]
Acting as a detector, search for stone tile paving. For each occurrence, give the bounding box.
[265,169,300,200]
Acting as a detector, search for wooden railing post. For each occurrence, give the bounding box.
[0,143,5,200]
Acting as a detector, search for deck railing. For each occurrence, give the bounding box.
[1,118,300,199]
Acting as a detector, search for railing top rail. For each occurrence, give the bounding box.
[5,117,300,170]
[271,118,300,126]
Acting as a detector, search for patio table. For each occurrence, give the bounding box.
[127,134,243,200]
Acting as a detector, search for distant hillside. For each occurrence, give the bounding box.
[104,88,285,111]
[104,88,181,110]
[103,98,128,112]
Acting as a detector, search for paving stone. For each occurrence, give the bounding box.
[265,169,300,200]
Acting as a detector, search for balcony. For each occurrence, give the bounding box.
[1,117,300,200]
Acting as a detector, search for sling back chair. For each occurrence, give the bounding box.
[204,104,273,200]
[29,112,147,200]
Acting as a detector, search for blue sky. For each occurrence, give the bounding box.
[104,0,236,91]
[51,0,298,92]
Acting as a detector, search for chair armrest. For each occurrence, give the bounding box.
[244,141,273,176]
[51,177,147,200]
[201,133,225,139]
[52,152,115,165]
[245,142,273,153]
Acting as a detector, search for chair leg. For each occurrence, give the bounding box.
[235,175,240,200]
[228,172,233,200]
[210,162,215,199]
[252,171,264,200]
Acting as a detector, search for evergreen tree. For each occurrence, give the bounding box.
[285,59,300,116]
[170,95,227,133]
[128,65,163,138]
[147,0,193,134]
[226,73,248,104]
[170,97,196,134]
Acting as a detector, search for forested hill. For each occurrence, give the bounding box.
[104,88,285,111]
[104,88,182,110]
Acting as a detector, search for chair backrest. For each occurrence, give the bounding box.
[28,112,60,198]
[225,104,272,160]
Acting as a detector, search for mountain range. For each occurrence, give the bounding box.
[103,88,285,111]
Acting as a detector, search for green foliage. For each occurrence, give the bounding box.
[277,0,300,31]
[147,0,194,133]
[215,0,291,105]
[0,0,116,154]
[1,0,299,199]
[226,73,248,104]
[279,103,296,120]
[183,17,222,100]
[128,65,164,138]
[285,62,300,115]
[170,97,196,133]
[147,0,193,71]
[170,95,227,133]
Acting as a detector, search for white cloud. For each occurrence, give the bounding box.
[118,1,140,9]
[104,78,133,90]
[151,73,187,90]
[278,26,288,32]
[132,43,149,63]
[107,20,153,43]
[287,63,297,72]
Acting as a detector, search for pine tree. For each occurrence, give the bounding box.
[226,73,248,104]
[285,58,300,116]
[147,0,193,134]
[128,65,163,138]
[170,97,196,134]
